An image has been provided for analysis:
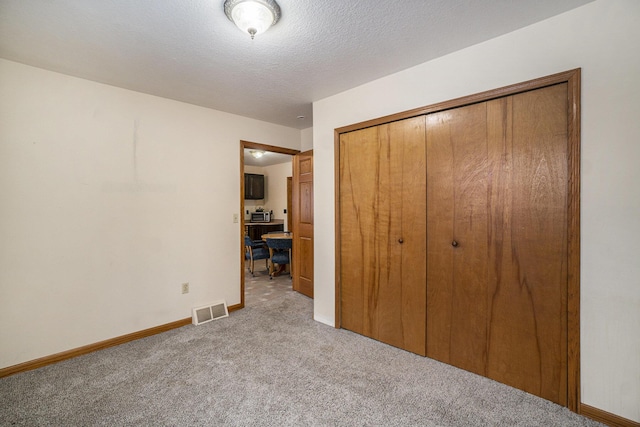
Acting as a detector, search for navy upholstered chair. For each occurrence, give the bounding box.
[244,235,269,276]
[266,237,292,279]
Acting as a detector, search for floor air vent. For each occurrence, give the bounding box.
[192,301,228,325]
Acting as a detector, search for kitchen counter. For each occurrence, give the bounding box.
[246,220,284,225]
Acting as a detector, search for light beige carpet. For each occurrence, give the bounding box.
[1,274,602,426]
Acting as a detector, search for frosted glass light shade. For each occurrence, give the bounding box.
[224,0,281,39]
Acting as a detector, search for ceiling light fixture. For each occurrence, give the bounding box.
[249,150,265,159]
[224,0,281,39]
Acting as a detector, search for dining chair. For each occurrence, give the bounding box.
[265,237,292,279]
[244,235,269,276]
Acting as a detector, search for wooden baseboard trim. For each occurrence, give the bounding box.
[1,303,637,427]
[1,302,243,379]
[581,403,640,427]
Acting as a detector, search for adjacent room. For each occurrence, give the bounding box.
[1,1,638,425]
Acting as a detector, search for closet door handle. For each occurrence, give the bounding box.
[398,238,404,244]
[451,240,459,247]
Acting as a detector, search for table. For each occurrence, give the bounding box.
[261,232,293,240]
[261,232,293,276]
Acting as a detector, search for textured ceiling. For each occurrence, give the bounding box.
[0,0,594,129]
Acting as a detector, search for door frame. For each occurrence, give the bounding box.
[239,140,299,308]
[334,69,581,412]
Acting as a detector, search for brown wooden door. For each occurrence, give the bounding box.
[287,177,292,232]
[292,150,314,298]
[339,116,427,356]
[426,83,569,405]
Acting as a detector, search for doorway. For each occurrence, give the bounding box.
[240,140,299,308]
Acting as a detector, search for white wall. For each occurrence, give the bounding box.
[243,162,292,228]
[300,127,313,152]
[263,162,292,229]
[312,0,639,421]
[0,59,301,369]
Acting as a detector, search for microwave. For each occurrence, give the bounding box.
[250,211,271,222]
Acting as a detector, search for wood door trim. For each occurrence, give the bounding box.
[334,130,342,329]
[334,68,581,412]
[240,140,300,309]
[242,140,300,156]
[566,69,581,414]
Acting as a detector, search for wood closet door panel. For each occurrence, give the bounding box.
[340,117,426,355]
[339,126,379,337]
[485,84,568,405]
[394,118,427,355]
[426,103,490,374]
[426,83,568,405]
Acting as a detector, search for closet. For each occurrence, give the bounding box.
[339,117,427,355]
[337,70,580,408]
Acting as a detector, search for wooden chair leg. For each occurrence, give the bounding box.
[268,248,275,280]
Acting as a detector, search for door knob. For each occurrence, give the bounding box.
[398,238,404,244]
[451,240,459,247]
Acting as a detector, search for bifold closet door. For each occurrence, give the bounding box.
[340,116,426,356]
[426,83,569,405]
